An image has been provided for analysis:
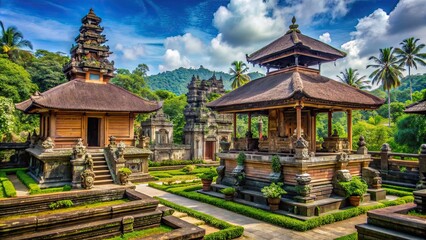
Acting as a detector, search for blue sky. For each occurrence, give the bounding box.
[1,0,425,78]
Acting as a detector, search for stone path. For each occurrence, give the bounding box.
[8,174,29,196]
[135,184,366,240]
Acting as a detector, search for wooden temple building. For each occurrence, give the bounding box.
[207,17,386,216]
[15,9,160,188]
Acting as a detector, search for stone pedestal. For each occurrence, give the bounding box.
[71,158,85,188]
[367,188,386,201]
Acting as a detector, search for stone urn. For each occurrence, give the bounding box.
[349,195,361,206]
[220,141,231,152]
[201,179,213,191]
[268,198,281,211]
[118,168,132,185]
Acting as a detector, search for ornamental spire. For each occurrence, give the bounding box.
[286,16,301,34]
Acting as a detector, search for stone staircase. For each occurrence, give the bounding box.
[90,151,114,185]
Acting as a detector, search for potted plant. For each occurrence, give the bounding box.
[220,187,236,201]
[339,176,368,206]
[198,168,218,191]
[118,167,132,185]
[261,182,287,211]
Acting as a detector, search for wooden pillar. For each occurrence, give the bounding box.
[49,111,56,138]
[310,112,315,152]
[313,113,317,151]
[347,110,352,151]
[296,103,302,138]
[327,111,332,137]
[258,116,263,139]
[248,112,252,133]
[233,113,237,139]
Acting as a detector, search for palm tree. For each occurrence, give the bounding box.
[229,61,251,89]
[0,21,33,61]
[394,37,426,101]
[336,68,369,90]
[367,47,404,126]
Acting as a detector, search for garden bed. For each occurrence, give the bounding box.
[148,182,414,232]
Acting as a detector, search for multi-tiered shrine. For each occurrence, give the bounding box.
[15,9,160,187]
[207,18,386,216]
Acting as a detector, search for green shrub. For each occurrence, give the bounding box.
[271,155,281,173]
[383,188,413,197]
[261,182,287,198]
[49,200,74,210]
[335,232,357,240]
[236,152,246,165]
[198,168,217,181]
[339,176,368,198]
[0,168,28,174]
[182,165,196,173]
[149,183,412,232]
[155,197,243,240]
[16,170,40,194]
[118,167,132,175]
[2,180,16,197]
[0,182,5,198]
[220,187,236,195]
[382,184,414,192]
[149,159,204,167]
[63,185,72,191]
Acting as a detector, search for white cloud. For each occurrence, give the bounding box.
[322,0,426,80]
[158,49,192,72]
[115,43,145,60]
[319,32,332,43]
[164,33,204,54]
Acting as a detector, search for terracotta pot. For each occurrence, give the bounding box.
[268,197,281,211]
[202,179,213,191]
[349,195,361,206]
[224,194,234,201]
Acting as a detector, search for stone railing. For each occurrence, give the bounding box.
[367,143,426,187]
[0,136,31,168]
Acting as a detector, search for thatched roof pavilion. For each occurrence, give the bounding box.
[405,99,426,114]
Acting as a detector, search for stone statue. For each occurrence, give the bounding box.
[362,167,382,189]
[41,137,55,152]
[81,169,95,189]
[295,137,309,160]
[85,153,94,172]
[73,138,86,159]
[357,136,368,154]
[116,141,126,161]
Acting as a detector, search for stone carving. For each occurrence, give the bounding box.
[219,137,230,152]
[81,169,95,189]
[333,169,352,197]
[295,173,313,202]
[295,137,309,160]
[216,165,225,184]
[41,137,55,152]
[381,143,391,152]
[108,136,117,148]
[336,152,349,163]
[73,138,86,159]
[30,130,39,148]
[357,136,368,154]
[116,141,126,161]
[85,153,94,172]
[362,167,382,189]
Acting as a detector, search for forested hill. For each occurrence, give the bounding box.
[146,66,264,95]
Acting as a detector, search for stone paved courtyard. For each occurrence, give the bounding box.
[136,184,367,240]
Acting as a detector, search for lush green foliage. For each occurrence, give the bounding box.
[271,155,281,173]
[162,93,187,143]
[49,200,74,210]
[261,182,287,198]
[16,170,71,194]
[0,173,16,197]
[236,152,246,165]
[149,182,414,232]
[337,68,369,89]
[0,97,16,141]
[381,184,414,192]
[147,66,263,95]
[25,50,69,92]
[198,168,218,181]
[230,60,251,89]
[0,21,33,62]
[118,167,132,175]
[220,187,236,195]
[339,177,368,198]
[155,197,244,240]
[149,159,204,167]
[182,165,196,173]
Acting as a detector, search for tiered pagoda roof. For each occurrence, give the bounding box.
[208,17,384,112]
[16,9,161,114]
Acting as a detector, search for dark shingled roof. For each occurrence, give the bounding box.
[16,79,161,113]
[247,31,346,63]
[404,99,426,114]
[207,69,384,111]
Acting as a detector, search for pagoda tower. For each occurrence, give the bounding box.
[63,8,114,82]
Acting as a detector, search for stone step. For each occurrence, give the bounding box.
[180,216,205,226]
[93,169,110,175]
[95,174,113,181]
[172,211,188,218]
[356,223,424,240]
[93,165,109,170]
[94,179,114,185]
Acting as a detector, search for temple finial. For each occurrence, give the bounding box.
[286,16,301,34]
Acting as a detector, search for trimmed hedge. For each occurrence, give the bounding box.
[17,170,71,195]
[383,188,413,197]
[0,172,16,197]
[0,182,5,198]
[382,184,415,192]
[149,182,414,232]
[149,160,204,167]
[0,167,28,174]
[155,197,244,240]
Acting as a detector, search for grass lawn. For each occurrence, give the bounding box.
[334,232,357,240]
[150,166,216,183]
[0,199,129,221]
[106,224,173,240]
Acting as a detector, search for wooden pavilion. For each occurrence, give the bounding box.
[405,99,426,114]
[206,18,385,216]
[14,9,160,188]
[16,9,160,149]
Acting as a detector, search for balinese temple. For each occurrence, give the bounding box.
[16,9,160,148]
[206,18,386,216]
[15,9,160,188]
